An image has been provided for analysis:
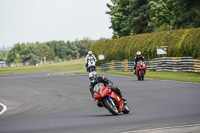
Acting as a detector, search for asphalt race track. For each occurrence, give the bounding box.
[0,70,200,133]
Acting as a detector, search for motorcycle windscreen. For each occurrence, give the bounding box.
[88,59,95,66]
[93,83,104,100]
[93,83,103,93]
[139,60,143,65]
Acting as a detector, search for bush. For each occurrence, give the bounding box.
[91,27,200,64]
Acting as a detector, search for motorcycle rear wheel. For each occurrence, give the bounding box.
[104,99,118,115]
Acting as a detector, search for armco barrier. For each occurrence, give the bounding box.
[128,61,134,71]
[97,57,200,73]
[122,59,129,71]
[98,60,151,72]
[109,60,115,71]
[153,57,195,72]
[115,60,122,71]
[102,61,110,71]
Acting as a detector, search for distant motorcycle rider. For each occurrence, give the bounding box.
[88,72,126,107]
[134,51,145,74]
[85,51,97,71]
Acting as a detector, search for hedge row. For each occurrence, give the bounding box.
[91,28,200,65]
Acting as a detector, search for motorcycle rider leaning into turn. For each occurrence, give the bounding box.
[134,51,146,75]
[85,51,97,71]
[88,71,127,107]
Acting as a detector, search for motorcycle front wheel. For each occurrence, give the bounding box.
[104,99,118,115]
[137,72,141,80]
[123,104,130,114]
[89,66,96,72]
[141,71,144,80]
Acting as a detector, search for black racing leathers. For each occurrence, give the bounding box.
[134,55,145,70]
[89,76,123,98]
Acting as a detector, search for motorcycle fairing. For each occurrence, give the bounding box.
[93,83,126,112]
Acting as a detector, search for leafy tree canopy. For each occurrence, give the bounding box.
[107,0,200,38]
[5,38,97,64]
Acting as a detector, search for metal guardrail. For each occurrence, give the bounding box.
[97,57,200,73]
[152,57,197,72]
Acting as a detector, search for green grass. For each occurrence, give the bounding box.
[0,58,85,74]
[52,69,200,83]
[101,71,200,83]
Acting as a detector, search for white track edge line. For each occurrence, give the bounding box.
[0,103,7,115]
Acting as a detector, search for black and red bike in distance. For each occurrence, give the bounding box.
[136,60,146,81]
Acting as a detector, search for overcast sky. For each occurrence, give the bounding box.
[0,0,113,48]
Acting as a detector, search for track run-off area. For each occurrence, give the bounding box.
[0,70,200,133]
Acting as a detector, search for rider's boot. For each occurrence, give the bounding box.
[97,101,103,107]
[122,98,127,106]
[134,70,136,75]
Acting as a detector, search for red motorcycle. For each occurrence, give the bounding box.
[93,83,130,115]
[135,60,146,81]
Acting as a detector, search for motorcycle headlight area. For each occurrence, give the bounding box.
[94,83,103,92]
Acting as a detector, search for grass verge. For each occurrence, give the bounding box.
[0,58,85,74]
[101,71,200,83]
[53,70,200,83]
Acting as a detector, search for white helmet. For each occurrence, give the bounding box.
[89,72,97,83]
[88,51,92,55]
[136,51,141,56]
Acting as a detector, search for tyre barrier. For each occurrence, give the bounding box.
[97,57,200,73]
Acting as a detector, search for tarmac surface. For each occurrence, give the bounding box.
[0,70,200,133]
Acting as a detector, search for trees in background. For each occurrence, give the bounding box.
[6,43,28,64]
[77,38,95,57]
[37,43,55,61]
[0,51,8,61]
[24,44,41,65]
[106,0,151,37]
[148,0,200,31]
[107,0,200,38]
[170,0,200,29]
[5,38,96,65]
